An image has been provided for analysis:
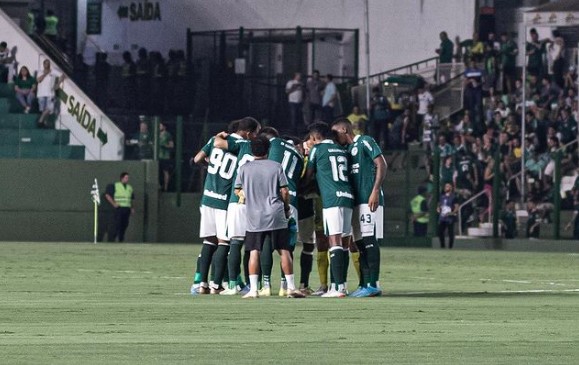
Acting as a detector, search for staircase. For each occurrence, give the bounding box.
[0,83,84,159]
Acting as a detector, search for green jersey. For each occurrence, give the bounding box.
[348,135,384,205]
[227,137,254,204]
[159,130,173,160]
[455,157,475,190]
[268,137,304,208]
[200,136,237,210]
[307,140,354,209]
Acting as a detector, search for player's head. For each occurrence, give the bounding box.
[251,135,270,158]
[120,172,129,183]
[331,118,354,146]
[307,121,332,145]
[444,182,454,193]
[260,126,279,139]
[227,119,241,133]
[236,117,261,140]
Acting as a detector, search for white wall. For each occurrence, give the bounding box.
[78,0,476,73]
[0,8,124,160]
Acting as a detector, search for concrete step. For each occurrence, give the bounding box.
[0,113,39,129]
[0,129,71,145]
[0,145,85,159]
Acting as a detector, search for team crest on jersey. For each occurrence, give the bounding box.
[351,147,359,156]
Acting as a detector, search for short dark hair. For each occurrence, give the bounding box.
[308,121,333,140]
[260,126,279,138]
[313,70,320,75]
[237,117,260,133]
[326,74,333,81]
[331,118,353,134]
[120,172,129,179]
[228,119,241,133]
[251,135,270,157]
[0,41,7,48]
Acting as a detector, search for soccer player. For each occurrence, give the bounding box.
[258,128,305,296]
[304,121,354,298]
[214,117,261,295]
[332,119,386,297]
[234,135,304,298]
[189,119,246,294]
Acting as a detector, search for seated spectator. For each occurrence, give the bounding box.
[538,76,562,110]
[526,201,541,239]
[500,200,517,238]
[557,108,577,145]
[13,66,36,113]
[346,105,368,135]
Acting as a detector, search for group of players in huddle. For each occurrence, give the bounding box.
[190,116,387,298]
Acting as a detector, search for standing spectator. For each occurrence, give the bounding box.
[499,32,518,94]
[36,59,64,128]
[526,28,545,78]
[44,10,59,44]
[437,182,459,249]
[410,186,429,237]
[105,172,136,243]
[136,48,150,110]
[464,60,484,130]
[548,30,565,88]
[321,74,337,123]
[13,66,36,113]
[459,32,485,64]
[483,43,498,94]
[121,51,137,110]
[0,41,14,83]
[94,52,110,110]
[370,86,390,148]
[416,86,434,138]
[159,122,174,191]
[286,72,304,132]
[435,31,454,83]
[346,105,368,136]
[135,121,153,160]
[306,70,323,123]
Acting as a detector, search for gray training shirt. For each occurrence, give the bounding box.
[234,159,289,232]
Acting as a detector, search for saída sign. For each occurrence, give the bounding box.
[117,1,161,21]
[59,90,108,145]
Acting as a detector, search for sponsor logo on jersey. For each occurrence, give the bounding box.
[351,147,359,156]
[204,189,228,201]
[336,191,354,199]
[351,163,360,174]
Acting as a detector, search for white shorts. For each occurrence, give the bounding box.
[322,206,353,237]
[298,216,316,244]
[199,205,228,241]
[352,204,384,242]
[226,203,247,239]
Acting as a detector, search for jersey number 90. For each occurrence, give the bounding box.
[207,149,237,179]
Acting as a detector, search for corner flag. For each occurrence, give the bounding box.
[91,179,100,243]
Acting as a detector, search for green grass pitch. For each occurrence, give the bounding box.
[1,242,578,364]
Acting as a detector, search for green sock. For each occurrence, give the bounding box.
[193,255,202,284]
[260,237,273,288]
[211,245,229,287]
[199,242,217,283]
[364,236,381,287]
[356,240,370,287]
[228,240,243,287]
[329,247,344,286]
[342,247,349,286]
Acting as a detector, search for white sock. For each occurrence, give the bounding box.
[285,274,296,291]
[337,283,345,292]
[249,275,259,293]
[200,281,208,288]
[330,283,336,292]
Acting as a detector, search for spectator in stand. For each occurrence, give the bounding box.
[499,32,518,94]
[321,74,337,123]
[416,85,434,138]
[566,181,579,239]
[437,134,453,159]
[459,32,485,64]
[557,108,577,146]
[437,182,458,249]
[526,28,545,78]
[130,121,153,160]
[388,108,409,171]
[483,43,498,95]
[526,201,541,239]
[36,59,64,128]
[346,105,367,136]
[0,41,14,83]
[440,155,454,188]
[548,30,565,88]
[500,200,517,239]
[435,31,454,83]
[13,66,36,113]
[538,76,562,110]
[44,10,59,44]
[286,72,304,132]
[422,103,438,173]
[136,47,151,110]
[159,122,174,191]
[150,51,166,114]
[464,60,484,131]
[370,86,390,148]
[306,70,323,123]
[94,52,110,110]
[121,51,137,110]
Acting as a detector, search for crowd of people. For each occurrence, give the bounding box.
[188,116,386,298]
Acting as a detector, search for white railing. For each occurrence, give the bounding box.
[458,189,490,237]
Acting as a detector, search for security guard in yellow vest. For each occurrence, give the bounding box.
[105,172,135,242]
[410,186,429,237]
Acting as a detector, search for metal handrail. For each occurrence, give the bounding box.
[557,138,578,153]
[457,189,488,236]
[363,57,439,82]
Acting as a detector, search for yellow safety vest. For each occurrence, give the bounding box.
[114,182,133,208]
[410,195,429,224]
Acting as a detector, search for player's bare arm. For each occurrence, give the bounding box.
[368,155,387,212]
[192,150,208,165]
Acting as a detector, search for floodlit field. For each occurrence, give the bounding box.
[1,242,578,364]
